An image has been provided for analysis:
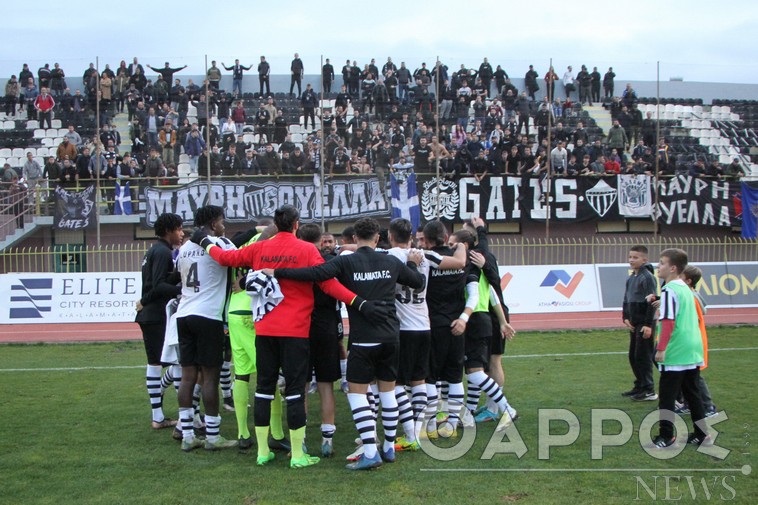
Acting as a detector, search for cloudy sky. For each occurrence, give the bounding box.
[3,0,756,83]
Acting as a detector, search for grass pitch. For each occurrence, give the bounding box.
[0,327,755,505]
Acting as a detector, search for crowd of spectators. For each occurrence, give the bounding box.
[0,56,744,202]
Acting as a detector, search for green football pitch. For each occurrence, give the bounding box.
[0,327,755,505]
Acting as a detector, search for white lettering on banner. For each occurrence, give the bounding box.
[530,179,547,220]
[459,179,481,220]
[486,177,506,221]
[506,176,522,219]
[144,179,387,227]
[554,179,577,219]
[0,273,143,324]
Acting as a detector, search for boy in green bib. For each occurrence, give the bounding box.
[652,248,708,449]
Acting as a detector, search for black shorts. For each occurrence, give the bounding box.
[176,315,225,368]
[310,313,342,383]
[139,321,166,365]
[489,313,506,356]
[428,325,465,384]
[255,335,310,399]
[397,330,431,385]
[346,343,399,384]
[464,312,492,370]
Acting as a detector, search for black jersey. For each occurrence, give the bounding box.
[427,246,479,328]
[312,252,340,322]
[135,239,181,324]
[276,246,424,344]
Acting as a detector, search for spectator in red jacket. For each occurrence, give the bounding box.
[231,101,246,136]
[34,87,55,129]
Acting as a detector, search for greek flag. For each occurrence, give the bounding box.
[113,181,133,215]
[741,181,758,239]
[390,170,421,232]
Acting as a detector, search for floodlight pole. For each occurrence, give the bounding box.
[435,56,441,219]
[95,56,101,247]
[545,57,553,239]
[320,54,326,229]
[654,60,660,238]
[205,54,211,196]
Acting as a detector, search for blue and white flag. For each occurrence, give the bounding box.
[114,181,133,215]
[390,170,421,232]
[741,181,758,239]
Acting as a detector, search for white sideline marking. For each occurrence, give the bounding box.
[0,347,756,373]
[504,347,758,359]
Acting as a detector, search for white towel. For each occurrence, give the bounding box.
[160,298,180,364]
[245,270,284,322]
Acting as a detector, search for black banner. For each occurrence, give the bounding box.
[656,175,739,228]
[142,176,387,227]
[139,175,741,228]
[417,175,622,223]
[54,185,97,230]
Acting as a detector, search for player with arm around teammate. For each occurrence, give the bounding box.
[269,217,425,471]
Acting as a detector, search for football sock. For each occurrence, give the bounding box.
[146,365,164,423]
[379,391,399,453]
[448,382,466,426]
[425,383,439,433]
[192,383,202,418]
[290,426,306,459]
[340,359,347,381]
[466,378,481,412]
[410,384,428,437]
[270,388,285,440]
[367,385,379,421]
[439,381,450,412]
[220,361,232,399]
[395,386,415,441]
[348,392,377,459]
[160,365,177,394]
[486,398,497,413]
[468,370,509,413]
[179,407,194,440]
[255,426,270,460]
[233,378,250,439]
[321,423,335,445]
[205,414,221,443]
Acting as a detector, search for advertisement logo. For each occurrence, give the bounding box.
[9,278,53,319]
[540,270,584,299]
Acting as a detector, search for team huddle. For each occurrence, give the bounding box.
[135,204,516,470]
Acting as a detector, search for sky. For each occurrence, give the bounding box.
[3,0,757,84]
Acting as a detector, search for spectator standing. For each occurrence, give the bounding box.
[207,61,222,91]
[258,56,270,97]
[34,87,55,129]
[322,58,335,94]
[223,59,252,98]
[290,53,304,98]
[301,84,318,131]
[603,67,616,98]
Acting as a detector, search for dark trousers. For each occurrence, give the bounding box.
[659,368,706,440]
[253,336,310,430]
[628,324,655,392]
[259,75,270,96]
[303,107,315,130]
[591,84,600,103]
[290,75,302,97]
[39,110,52,129]
[517,115,530,136]
[323,79,332,94]
[5,96,16,115]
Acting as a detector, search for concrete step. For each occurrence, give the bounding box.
[112,112,132,146]
[584,105,613,135]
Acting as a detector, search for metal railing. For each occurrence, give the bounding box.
[1,237,754,275]
[486,235,756,266]
[0,242,150,274]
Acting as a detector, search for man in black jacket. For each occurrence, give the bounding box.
[478,58,494,98]
[223,59,252,98]
[258,56,270,97]
[135,213,184,431]
[322,58,335,94]
[301,84,318,130]
[622,245,658,401]
[290,53,304,98]
[271,217,424,470]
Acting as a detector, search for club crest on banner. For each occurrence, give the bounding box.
[421,178,459,220]
[585,179,617,217]
[618,176,649,213]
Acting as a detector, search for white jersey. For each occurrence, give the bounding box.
[387,247,443,331]
[175,236,236,321]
